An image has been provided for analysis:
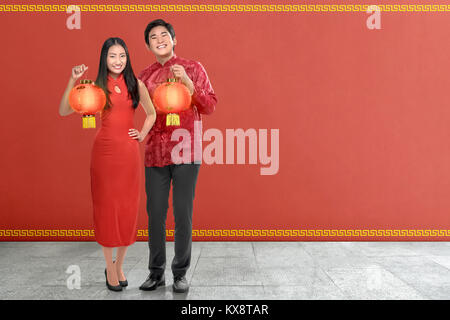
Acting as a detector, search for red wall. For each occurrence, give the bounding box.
[1,0,449,241]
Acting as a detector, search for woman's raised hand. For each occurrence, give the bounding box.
[71,64,88,81]
[59,64,89,116]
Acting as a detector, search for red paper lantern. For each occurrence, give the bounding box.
[69,79,106,128]
[153,78,192,114]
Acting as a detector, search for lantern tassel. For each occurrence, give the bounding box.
[166,113,180,126]
[82,115,96,129]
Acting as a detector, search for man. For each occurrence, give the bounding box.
[138,19,217,293]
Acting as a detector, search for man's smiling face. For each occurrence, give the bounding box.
[147,25,177,59]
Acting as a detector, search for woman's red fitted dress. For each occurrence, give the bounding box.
[90,73,141,247]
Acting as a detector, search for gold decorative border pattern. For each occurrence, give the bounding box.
[0,229,449,238]
[0,4,450,12]
[0,229,95,237]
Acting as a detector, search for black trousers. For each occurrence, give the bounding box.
[145,163,200,277]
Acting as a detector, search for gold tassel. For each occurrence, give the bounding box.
[82,115,96,128]
[166,113,180,126]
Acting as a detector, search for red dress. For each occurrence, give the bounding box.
[90,73,141,247]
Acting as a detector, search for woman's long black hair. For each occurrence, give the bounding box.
[95,37,139,110]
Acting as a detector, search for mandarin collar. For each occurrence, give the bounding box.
[156,54,177,68]
[107,72,124,82]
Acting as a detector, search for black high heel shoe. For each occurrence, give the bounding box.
[105,268,122,292]
[113,260,128,287]
[119,279,128,287]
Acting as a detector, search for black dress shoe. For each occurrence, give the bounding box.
[139,273,165,291]
[172,275,189,293]
[105,268,122,292]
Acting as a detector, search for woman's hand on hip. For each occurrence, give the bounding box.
[129,128,144,142]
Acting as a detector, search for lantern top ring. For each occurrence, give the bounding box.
[80,79,94,84]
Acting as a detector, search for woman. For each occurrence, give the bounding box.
[59,37,156,292]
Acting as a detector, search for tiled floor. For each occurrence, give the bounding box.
[1,241,449,300]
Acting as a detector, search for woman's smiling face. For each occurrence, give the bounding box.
[107,44,127,76]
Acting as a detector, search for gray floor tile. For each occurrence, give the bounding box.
[1,241,449,299]
[346,242,420,257]
[262,284,347,300]
[324,266,426,300]
[302,242,366,258]
[426,255,450,271]
[400,242,450,256]
[370,255,447,269]
[380,263,450,300]
[3,285,105,300]
[201,244,253,258]
[310,255,377,270]
[191,257,261,286]
[187,286,266,300]
[253,242,314,268]
[259,266,332,287]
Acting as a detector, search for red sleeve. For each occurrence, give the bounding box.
[138,68,146,82]
[191,62,217,115]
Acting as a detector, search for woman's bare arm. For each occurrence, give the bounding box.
[59,64,88,116]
